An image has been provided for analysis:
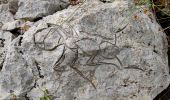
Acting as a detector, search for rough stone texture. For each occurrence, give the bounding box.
[1,20,34,34]
[0,0,169,100]
[15,0,69,20]
[0,0,8,4]
[0,0,19,15]
[0,0,19,26]
[0,31,13,70]
[2,20,24,31]
[8,0,19,15]
[0,4,14,24]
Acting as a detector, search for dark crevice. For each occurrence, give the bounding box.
[100,0,112,3]
[154,84,170,100]
[18,36,23,46]
[0,38,5,47]
[27,79,37,94]
[0,51,6,71]
[0,57,5,71]
[10,28,22,37]
[24,93,30,100]
[10,90,14,93]
[34,60,44,78]
[32,17,43,22]
[74,97,77,99]
[31,80,37,89]
[153,49,158,54]
[23,80,37,100]
[19,50,23,55]
[148,42,151,46]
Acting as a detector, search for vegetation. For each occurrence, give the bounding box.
[40,89,52,100]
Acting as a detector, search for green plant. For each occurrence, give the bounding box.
[10,93,17,100]
[40,89,52,100]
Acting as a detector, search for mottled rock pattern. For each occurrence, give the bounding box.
[8,0,19,14]
[0,4,14,24]
[2,20,24,31]
[15,0,69,20]
[0,0,169,100]
[0,31,13,70]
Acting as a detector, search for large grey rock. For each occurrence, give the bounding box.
[0,36,35,99]
[0,0,169,100]
[0,4,14,24]
[15,0,69,20]
[0,31,13,70]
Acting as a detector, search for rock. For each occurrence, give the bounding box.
[0,0,169,100]
[0,31,13,48]
[1,20,33,36]
[0,0,8,4]
[0,4,14,24]
[8,0,19,15]
[0,31,13,70]
[2,20,24,31]
[15,0,69,20]
[0,36,36,99]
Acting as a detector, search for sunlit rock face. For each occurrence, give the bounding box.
[15,0,69,20]
[0,0,169,100]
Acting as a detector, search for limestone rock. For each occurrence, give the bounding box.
[15,0,69,20]
[2,20,24,31]
[0,31,13,48]
[0,4,14,24]
[0,36,35,99]
[0,0,169,100]
[8,0,19,15]
[0,31,13,70]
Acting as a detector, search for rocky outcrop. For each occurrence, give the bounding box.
[15,0,69,20]
[0,0,169,100]
[0,4,14,24]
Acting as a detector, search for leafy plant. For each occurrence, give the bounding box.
[40,89,52,100]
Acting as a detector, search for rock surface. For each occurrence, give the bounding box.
[0,30,13,70]
[15,0,69,20]
[0,0,169,100]
[0,4,14,24]
[2,20,24,31]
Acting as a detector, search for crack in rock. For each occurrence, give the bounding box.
[34,60,44,79]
